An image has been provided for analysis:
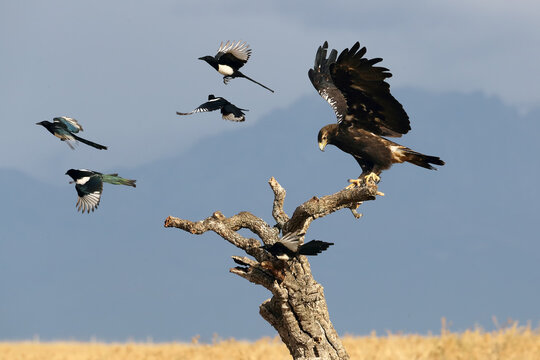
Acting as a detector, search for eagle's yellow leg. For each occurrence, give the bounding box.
[346,173,385,196]
[364,172,380,183]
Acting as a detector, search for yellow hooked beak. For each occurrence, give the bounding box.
[318,139,327,151]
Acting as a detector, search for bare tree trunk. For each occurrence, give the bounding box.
[164,177,378,359]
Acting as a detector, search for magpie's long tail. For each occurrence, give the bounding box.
[102,174,137,187]
[72,134,108,150]
[298,240,334,256]
[237,71,275,93]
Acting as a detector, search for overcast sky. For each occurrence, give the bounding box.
[1,0,539,181]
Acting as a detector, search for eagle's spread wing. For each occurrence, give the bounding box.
[330,42,410,137]
[74,175,103,213]
[308,42,348,122]
[221,103,247,122]
[309,41,411,137]
[54,116,83,133]
[216,40,251,69]
[176,96,229,116]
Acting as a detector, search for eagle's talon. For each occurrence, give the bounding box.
[364,172,381,184]
[376,191,385,196]
[346,178,363,189]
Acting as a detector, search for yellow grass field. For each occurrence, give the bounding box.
[2,324,539,360]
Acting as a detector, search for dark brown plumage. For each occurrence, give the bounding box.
[309,41,444,186]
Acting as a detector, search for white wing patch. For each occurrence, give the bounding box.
[192,107,210,114]
[58,116,83,132]
[178,106,212,115]
[76,191,101,213]
[76,176,91,185]
[279,232,303,252]
[217,40,252,61]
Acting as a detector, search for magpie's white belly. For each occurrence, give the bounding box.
[218,64,234,76]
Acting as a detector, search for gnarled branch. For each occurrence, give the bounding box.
[164,178,378,360]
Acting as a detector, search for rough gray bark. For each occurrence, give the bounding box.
[164,177,378,360]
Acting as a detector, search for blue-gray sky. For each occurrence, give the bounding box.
[1,0,539,342]
[2,0,540,179]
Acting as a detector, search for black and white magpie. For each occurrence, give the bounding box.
[198,40,274,93]
[176,94,248,122]
[261,232,334,260]
[36,117,107,150]
[65,169,136,213]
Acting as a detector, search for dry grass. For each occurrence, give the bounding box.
[2,323,539,360]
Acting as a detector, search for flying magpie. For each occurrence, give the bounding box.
[65,169,136,213]
[261,232,334,260]
[176,94,248,122]
[36,117,107,150]
[198,40,275,93]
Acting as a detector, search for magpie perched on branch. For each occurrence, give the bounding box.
[65,169,136,213]
[36,117,107,150]
[176,94,248,122]
[198,40,274,93]
[261,232,334,260]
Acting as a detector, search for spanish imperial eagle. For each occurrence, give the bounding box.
[308,41,444,188]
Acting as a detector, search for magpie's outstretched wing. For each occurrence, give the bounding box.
[74,175,103,213]
[221,103,247,122]
[215,40,251,69]
[329,42,411,137]
[176,96,229,116]
[278,232,305,252]
[54,116,83,134]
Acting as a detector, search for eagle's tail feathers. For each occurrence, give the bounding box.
[402,148,445,170]
[299,240,334,256]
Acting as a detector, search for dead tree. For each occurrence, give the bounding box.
[164,177,379,360]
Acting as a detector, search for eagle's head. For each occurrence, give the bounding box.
[318,124,337,151]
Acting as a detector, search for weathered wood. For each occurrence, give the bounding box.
[164,177,378,359]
